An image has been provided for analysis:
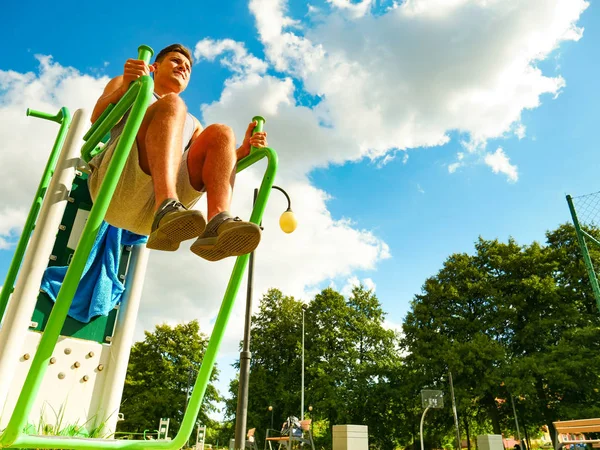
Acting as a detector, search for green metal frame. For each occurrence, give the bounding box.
[566,194,600,310]
[0,45,279,450]
[0,108,72,323]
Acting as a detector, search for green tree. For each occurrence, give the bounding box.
[224,289,304,443]
[402,225,600,448]
[117,321,221,439]
[306,286,400,448]
[225,286,401,449]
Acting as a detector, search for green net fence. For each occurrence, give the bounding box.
[567,192,600,310]
[570,191,600,227]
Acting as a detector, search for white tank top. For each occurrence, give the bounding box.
[109,92,196,152]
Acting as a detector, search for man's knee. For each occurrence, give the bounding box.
[203,124,235,145]
[153,92,187,114]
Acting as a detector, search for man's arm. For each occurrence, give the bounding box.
[91,59,154,123]
[236,121,267,161]
[91,76,126,123]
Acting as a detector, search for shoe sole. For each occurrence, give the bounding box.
[147,212,207,251]
[190,223,261,261]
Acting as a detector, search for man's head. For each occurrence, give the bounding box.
[152,44,193,94]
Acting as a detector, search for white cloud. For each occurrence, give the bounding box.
[448,152,466,174]
[194,39,268,76]
[326,0,374,18]
[0,56,108,240]
[249,0,587,174]
[341,275,376,297]
[0,208,27,250]
[448,162,463,174]
[363,277,376,292]
[484,147,518,182]
[376,152,396,168]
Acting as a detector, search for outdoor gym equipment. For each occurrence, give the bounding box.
[0,44,278,450]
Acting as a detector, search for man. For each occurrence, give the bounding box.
[88,44,267,261]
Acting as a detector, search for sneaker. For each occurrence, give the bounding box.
[146,198,206,251]
[190,211,261,261]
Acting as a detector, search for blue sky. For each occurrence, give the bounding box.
[0,0,597,419]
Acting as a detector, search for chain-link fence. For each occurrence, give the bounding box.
[567,193,600,310]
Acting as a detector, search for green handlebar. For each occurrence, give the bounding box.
[26,108,64,124]
[251,116,266,153]
[252,115,265,134]
[138,45,154,64]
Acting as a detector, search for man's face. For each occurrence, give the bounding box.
[153,51,192,93]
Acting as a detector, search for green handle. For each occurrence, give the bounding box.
[26,108,64,124]
[251,115,265,153]
[138,45,154,64]
[252,115,265,134]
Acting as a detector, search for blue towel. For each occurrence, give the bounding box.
[41,221,147,323]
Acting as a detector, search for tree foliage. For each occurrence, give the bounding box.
[117,321,221,439]
[116,224,600,450]
[225,286,401,449]
[402,224,600,448]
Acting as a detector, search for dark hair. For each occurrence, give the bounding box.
[155,44,193,66]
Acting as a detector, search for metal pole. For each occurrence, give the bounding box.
[98,244,150,436]
[511,395,521,442]
[301,308,305,420]
[449,372,461,450]
[185,369,194,448]
[234,188,258,450]
[420,406,431,450]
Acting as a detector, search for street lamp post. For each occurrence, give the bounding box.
[234,186,297,450]
[301,306,305,420]
[268,405,274,430]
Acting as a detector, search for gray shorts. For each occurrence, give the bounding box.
[88,138,203,236]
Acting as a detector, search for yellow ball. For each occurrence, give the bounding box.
[279,211,297,233]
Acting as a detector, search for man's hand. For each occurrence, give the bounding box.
[121,59,154,94]
[237,121,268,160]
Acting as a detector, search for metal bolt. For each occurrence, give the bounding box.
[23,354,30,360]
[50,357,56,365]
[64,348,72,355]
[97,364,104,371]
[59,225,66,231]
[74,361,81,368]
[83,375,89,382]
[58,372,65,380]
[49,255,58,261]
[87,351,94,358]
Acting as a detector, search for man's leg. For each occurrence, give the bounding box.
[138,93,206,250]
[186,123,237,220]
[187,124,261,261]
[137,93,186,209]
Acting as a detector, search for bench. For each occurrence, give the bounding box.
[264,420,315,450]
[554,419,600,450]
